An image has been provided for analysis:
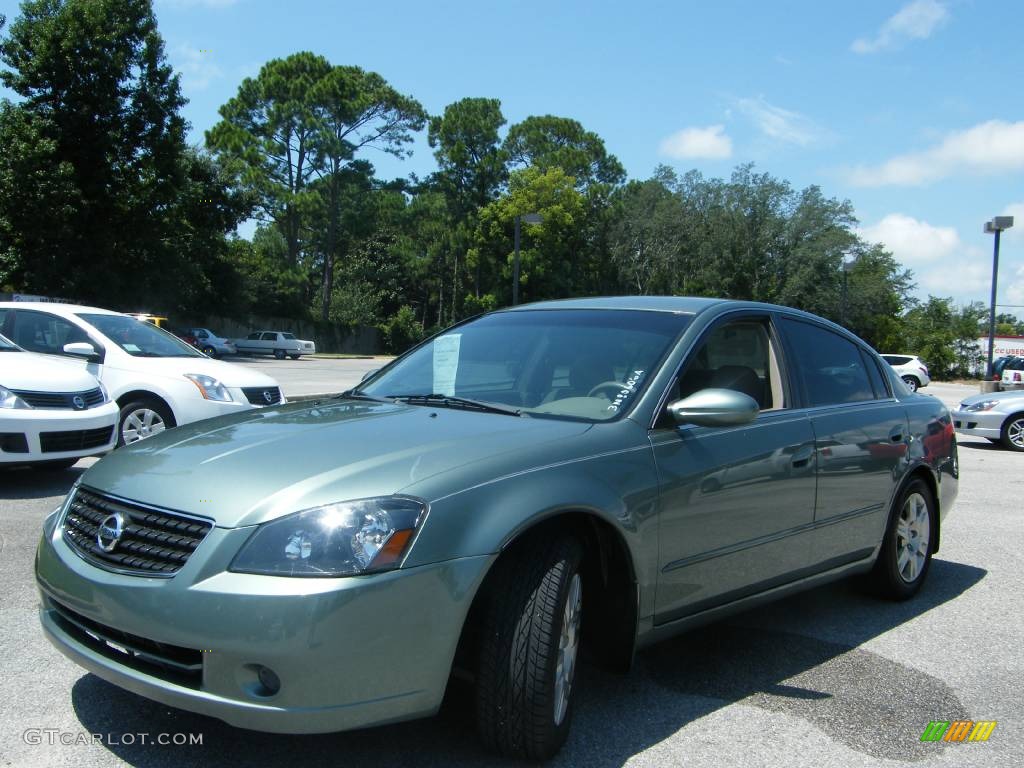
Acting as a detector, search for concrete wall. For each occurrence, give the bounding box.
[192,315,378,355]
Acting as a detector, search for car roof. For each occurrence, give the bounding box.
[0,301,121,316]
[505,296,724,313]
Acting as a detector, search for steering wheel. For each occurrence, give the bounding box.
[587,381,629,399]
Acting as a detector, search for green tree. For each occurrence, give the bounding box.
[0,0,212,309]
[503,115,625,188]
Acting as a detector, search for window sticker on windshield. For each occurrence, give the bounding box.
[123,343,141,352]
[433,334,461,396]
[606,370,645,413]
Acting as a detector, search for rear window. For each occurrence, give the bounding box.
[882,355,912,366]
[779,318,875,407]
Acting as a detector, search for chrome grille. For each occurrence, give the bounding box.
[12,387,105,409]
[62,487,213,576]
[241,386,282,405]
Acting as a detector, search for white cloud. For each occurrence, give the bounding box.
[735,97,824,146]
[858,213,961,265]
[852,0,949,54]
[1005,265,1024,306]
[171,43,223,91]
[847,120,1024,187]
[659,125,733,160]
[1002,202,1024,241]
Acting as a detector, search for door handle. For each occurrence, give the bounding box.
[791,445,814,468]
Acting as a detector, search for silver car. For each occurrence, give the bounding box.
[952,390,1024,451]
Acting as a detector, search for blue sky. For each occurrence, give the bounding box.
[2,0,1022,310]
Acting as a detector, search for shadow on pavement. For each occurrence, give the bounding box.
[0,464,85,500]
[69,558,985,767]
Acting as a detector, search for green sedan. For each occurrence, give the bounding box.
[35,297,959,759]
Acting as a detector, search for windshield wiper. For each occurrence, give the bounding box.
[334,388,388,402]
[387,393,523,417]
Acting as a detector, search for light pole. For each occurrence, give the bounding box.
[840,253,858,327]
[513,212,543,305]
[984,216,1014,379]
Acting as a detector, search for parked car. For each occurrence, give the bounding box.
[953,390,1024,450]
[35,297,958,759]
[233,330,315,359]
[0,332,118,469]
[880,354,930,391]
[1000,356,1024,390]
[0,302,284,447]
[187,328,237,358]
[991,355,1022,381]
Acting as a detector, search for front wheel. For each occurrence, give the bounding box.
[118,398,174,447]
[476,532,584,759]
[869,478,934,600]
[902,375,919,392]
[1001,413,1024,451]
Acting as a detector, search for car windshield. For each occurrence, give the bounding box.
[77,313,203,357]
[361,309,690,421]
[0,332,20,351]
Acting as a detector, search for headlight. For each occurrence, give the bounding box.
[184,373,233,402]
[963,400,999,412]
[230,497,427,577]
[0,385,31,409]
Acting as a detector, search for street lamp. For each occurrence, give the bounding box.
[513,212,543,306]
[984,215,1014,379]
[840,253,858,327]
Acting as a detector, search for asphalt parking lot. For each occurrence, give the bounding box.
[1,374,1021,767]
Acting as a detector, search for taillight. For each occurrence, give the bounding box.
[1014,372,1022,382]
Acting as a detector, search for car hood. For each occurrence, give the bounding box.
[0,351,100,392]
[957,390,1024,408]
[80,398,592,528]
[107,355,277,388]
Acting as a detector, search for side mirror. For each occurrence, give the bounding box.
[63,342,97,358]
[360,368,379,383]
[667,388,759,427]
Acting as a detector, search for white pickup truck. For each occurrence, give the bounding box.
[232,331,316,360]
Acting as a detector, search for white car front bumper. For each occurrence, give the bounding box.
[0,401,119,464]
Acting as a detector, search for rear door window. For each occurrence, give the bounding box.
[778,318,875,407]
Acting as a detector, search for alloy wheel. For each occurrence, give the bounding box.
[122,408,166,444]
[1007,417,1024,449]
[553,573,582,726]
[895,492,930,583]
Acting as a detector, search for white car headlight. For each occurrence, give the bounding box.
[184,373,233,402]
[963,400,999,412]
[230,497,427,577]
[0,385,31,409]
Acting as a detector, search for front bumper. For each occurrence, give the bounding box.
[952,409,1003,440]
[0,402,118,464]
[36,511,492,733]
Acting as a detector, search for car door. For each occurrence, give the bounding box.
[260,332,278,353]
[776,317,907,570]
[650,314,817,624]
[9,309,102,372]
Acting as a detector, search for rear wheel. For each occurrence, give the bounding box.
[201,344,218,358]
[475,532,584,759]
[273,348,286,360]
[1000,413,1024,451]
[118,398,174,447]
[869,478,934,600]
[289,353,300,360]
[901,375,919,392]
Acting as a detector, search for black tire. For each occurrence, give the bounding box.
[201,345,218,358]
[869,478,935,600]
[289,353,300,360]
[273,348,286,360]
[117,398,175,447]
[901,375,919,392]
[999,412,1024,452]
[475,532,584,760]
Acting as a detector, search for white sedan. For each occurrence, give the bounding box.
[0,333,118,469]
[233,331,316,359]
[0,302,284,446]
